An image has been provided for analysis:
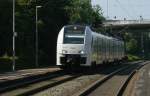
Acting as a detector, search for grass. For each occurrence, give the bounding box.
[127,54,141,61]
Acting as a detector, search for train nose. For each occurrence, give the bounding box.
[60,54,86,65]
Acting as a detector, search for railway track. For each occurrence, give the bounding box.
[32,61,143,96]
[0,69,84,96]
[116,61,147,96]
[0,63,121,96]
[0,69,63,92]
[0,61,146,96]
[75,61,148,96]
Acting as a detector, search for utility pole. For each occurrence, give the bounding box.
[107,0,109,19]
[35,6,42,68]
[12,0,16,71]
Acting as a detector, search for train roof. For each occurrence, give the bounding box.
[64,25,124,42]
[91,29,123,42]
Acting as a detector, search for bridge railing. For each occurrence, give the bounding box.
[103,20,150,26]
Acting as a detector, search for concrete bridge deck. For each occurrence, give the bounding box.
[103,20,150,29]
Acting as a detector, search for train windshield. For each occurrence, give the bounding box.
[64,26,85,44]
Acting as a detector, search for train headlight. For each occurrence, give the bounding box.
[62,50,67,54]
[79,50,84,54]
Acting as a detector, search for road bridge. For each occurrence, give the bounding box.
[103,20,150,30]
[101,20,150,59]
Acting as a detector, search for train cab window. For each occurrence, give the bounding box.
[64,25,85,44]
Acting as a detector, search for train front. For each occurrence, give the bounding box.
[57,25,87,68]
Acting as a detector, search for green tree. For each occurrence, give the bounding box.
[0,0,105,68]
[37,0,70,65]
[127,39,138,54]
[0,0,12,56]
[65,0,104,25]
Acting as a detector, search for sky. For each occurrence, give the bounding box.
[92,0,150,20]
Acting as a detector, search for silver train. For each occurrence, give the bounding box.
[57,25,126,68]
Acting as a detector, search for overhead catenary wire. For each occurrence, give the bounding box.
[115,0,135,20]
[127,0,138,19]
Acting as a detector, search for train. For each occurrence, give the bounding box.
[57,25,126,69]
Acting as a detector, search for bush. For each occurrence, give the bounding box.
[0,57,12,72]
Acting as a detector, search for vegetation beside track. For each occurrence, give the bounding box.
[127,54,141,61]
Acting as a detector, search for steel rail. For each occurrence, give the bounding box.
[0,70,63,93]
[19,74,83,96]
[74,61,146,96]
[116,61,149,96]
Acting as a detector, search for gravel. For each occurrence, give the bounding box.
[34,74,102,96]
